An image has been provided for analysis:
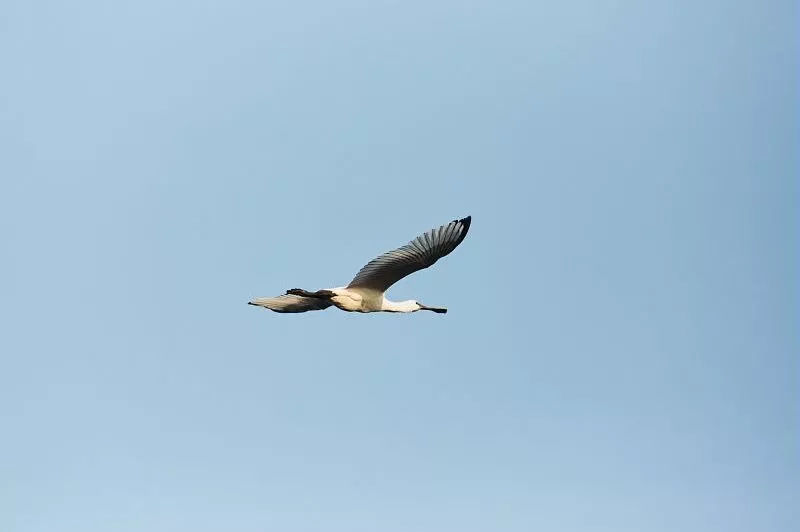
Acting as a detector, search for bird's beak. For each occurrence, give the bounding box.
[418,303,447,314]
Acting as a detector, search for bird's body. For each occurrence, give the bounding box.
[249,216,472,315]
[286,287,430,313]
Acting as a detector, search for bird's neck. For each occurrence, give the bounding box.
[382,298,417,313]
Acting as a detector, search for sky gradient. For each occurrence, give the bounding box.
[1,1,797,531]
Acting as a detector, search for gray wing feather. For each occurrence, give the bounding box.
[347,216,471,292]
[249,294,333,313]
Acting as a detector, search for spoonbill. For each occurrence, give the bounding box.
[248,215,471,314]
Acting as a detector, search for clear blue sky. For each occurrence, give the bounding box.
[1,1,797,531]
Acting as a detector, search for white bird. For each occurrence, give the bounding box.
[248,215,472,314]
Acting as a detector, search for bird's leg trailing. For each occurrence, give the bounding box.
[286,288,336,299]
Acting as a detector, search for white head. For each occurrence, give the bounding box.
[385,299,448,314]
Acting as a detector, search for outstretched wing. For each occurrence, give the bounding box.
[248,294,333,313]
[347,215,471,292]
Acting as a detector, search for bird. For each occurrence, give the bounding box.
[248,215,472,315]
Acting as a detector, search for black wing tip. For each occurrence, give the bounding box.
[454,215,472,242]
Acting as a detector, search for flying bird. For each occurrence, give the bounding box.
[248,215,472,314]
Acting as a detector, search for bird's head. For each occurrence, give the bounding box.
[383,299,448,313]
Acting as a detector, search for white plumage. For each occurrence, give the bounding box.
[249,216,472,314]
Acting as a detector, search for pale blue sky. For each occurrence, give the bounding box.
[1,1,797,531]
